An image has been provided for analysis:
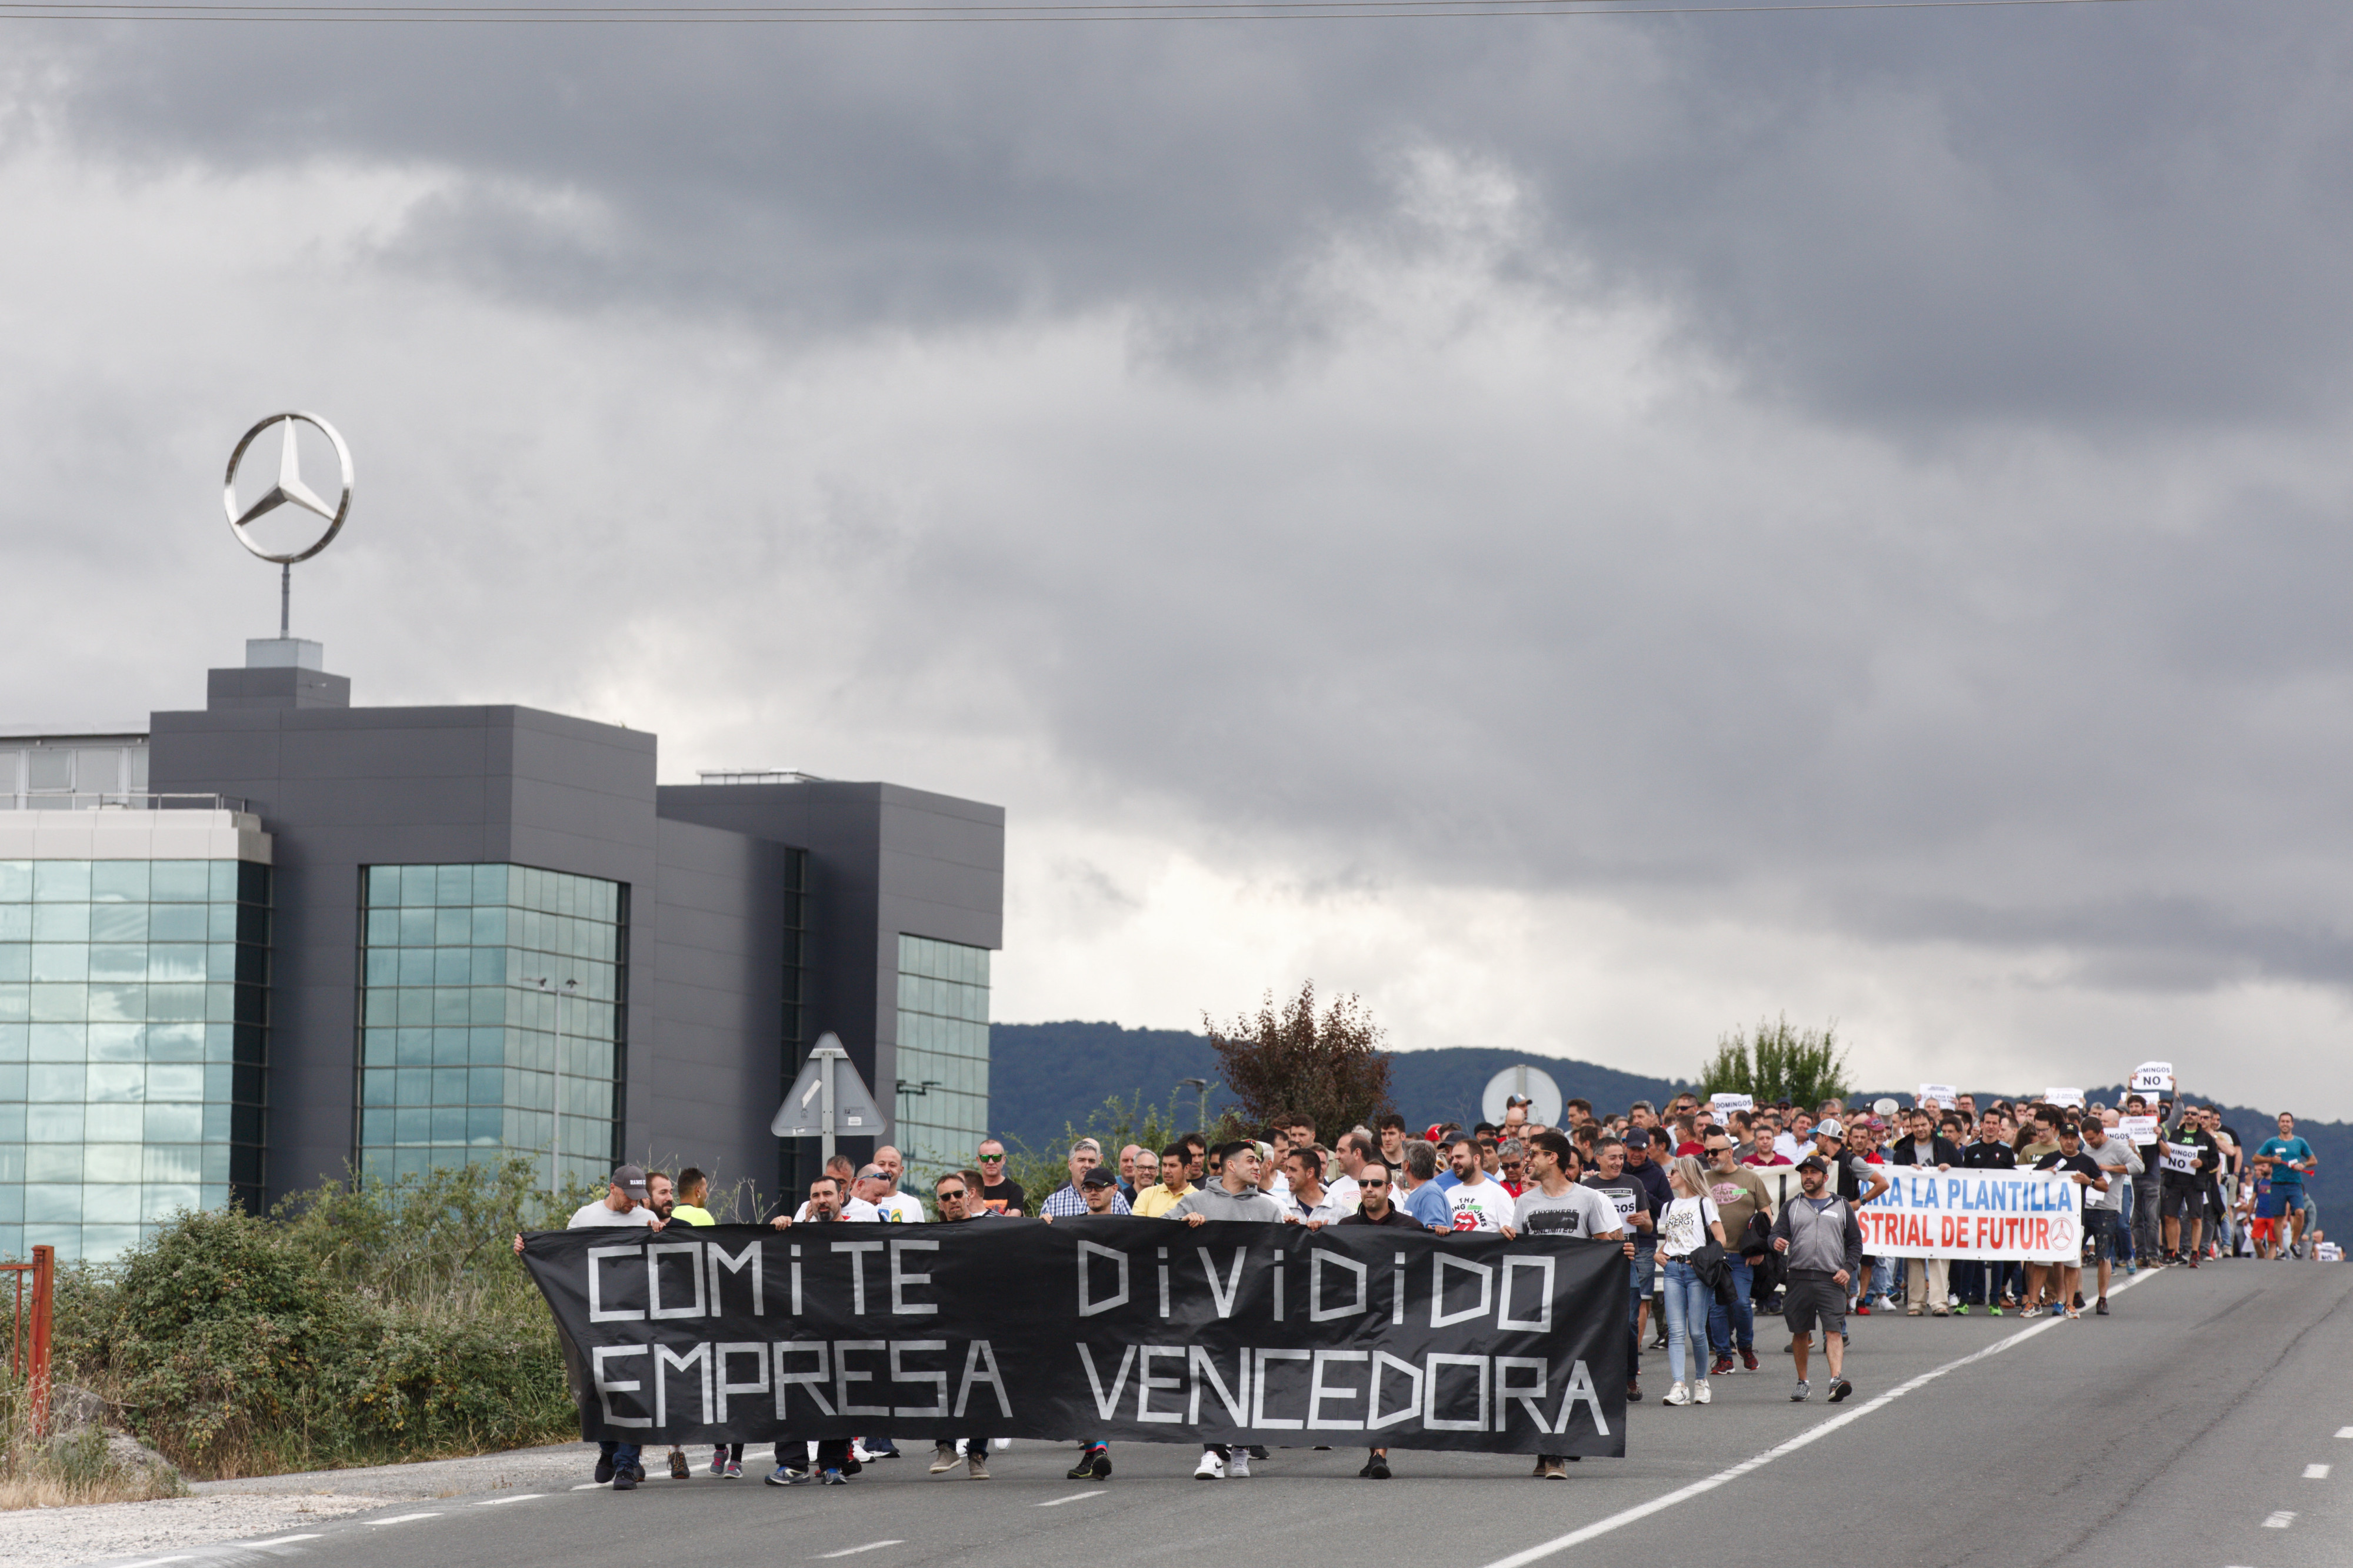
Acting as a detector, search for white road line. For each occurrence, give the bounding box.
[365,1513,444,1526]
[2263,1511,2296,1529]
[115,1558,192,1567]
[572,1482,607,1490]
[1036,1490,1108,1506]
[815,1542,905,1559]
[1479,1269,2155,1568]
[2302,1463,2331,1479]
[475,1493,548,1505]
[2337,1426,2353,1439]
[245,1535,323,1547]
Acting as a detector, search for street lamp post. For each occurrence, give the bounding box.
[1178,1077,1212,1135]
[530,976,579,1199]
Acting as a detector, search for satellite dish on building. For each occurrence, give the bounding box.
[772,1034,886,1157]
[1481,1065,1563,1129]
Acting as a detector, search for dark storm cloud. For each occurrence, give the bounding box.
[28,8,2353,427]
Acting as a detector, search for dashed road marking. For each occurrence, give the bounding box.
[2304,1463,2331,1479]
[1037,1490,1108,1506]
[2337,1426,2353,1439]
[366,1512,444,1526]
[815,1542,905,1559]
[475,1493,548,1505]
[2263,1511,2296,1529]
[246,1535,323,1547]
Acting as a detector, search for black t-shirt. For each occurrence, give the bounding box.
[1337,1206,1424,1229]
[2034,1150,2104,1192]
[979,1178,1028,1216]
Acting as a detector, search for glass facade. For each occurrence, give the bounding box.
[892,934,990,1175]
[358,865,626,1189]
[0,738,150,809]
[0,858,270,1263]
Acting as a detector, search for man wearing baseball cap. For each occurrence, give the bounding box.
[1771,1155,1862,1403]
[511,1166,665,1489]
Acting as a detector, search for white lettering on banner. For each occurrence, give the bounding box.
[588,1245,646,1323]
[1187,1346,1251,1424]
[1134,1345,1184,1423]
[775,1341,834,1417]
[1498,1257,1555,1333]
[2131,1062,2175,1093]
[1855,1169,2082,1261]
[1309,1349,1368,1430]
[2119,1116,2159,1146]
[2044,1087,2085,1108]
[834,1339,889,1417]
[1552,1360,1608,1436]
[889,1341,948,1418]
[1309,1249,1368,1322]
[1423,1353,1488,1432]
[1077,1242,1130,1317]
[1495,1357,1548,1431]
[1253,1348,1310,1429]
[1709,1094,1754,1113]
[1432,1255,1495,1327]
[1199,1248,1247,1319]
[655,1342,711,1427]
[833,1242,885,1315]
[1078,1344,1134,1420]
[2162,1140,2201,1175]
[891,1240,939,1316]
[592,1345,651,1427]
[708,1241,762,1316]
[954,1340,1012,1419]
[1367,1352,1423,1430]
[714,1342,768,1420]
[649,1242,705,1320]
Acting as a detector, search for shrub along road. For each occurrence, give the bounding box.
[81,1263,2353,1568]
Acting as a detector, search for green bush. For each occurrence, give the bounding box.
[52,1157,588,1479]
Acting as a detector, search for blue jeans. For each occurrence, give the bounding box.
[1708,1256,1755,1355]
[1627,1251,1652,1377]
[1661,1258,1713,1387]
[598,1440,641,1477]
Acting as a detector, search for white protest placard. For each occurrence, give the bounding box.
[1917,1084,1958,1109]
[1709,1093,1755,1114]
[1857,1168,2084,1262]
[2130,1062,2175,1095]
[2044,1087,2086,1108]
[2119,1115,2159,1146]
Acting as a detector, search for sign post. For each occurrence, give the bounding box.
[772,1033,887,1162]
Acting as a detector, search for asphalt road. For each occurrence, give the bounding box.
[112,1260,2352,1568]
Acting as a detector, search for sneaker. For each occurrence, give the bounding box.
[1711,1354,1735,1377]
[966,1453,991,1480]
[1528,1457,1549,1479]
[1362,1456,1392,1480]
[1694,1380,1712,1405]
[1854,1300,1872,1316]
[628,1466,647,1484]
[934,1444,962,1475]
[1953,1304,1971,1316]
[1828,1378,1854,1404]
[1792,1380,1811,1402]
[2095,1299,2109,1316]
[2125,1261,2138,1275]
[2071,1292,2085,1310]
[2051,1302,2067,1318]
[1228,1451,1251,1478]
[725,1461,742,1479]
[709,1450,728,1477]
[1247,1447,1268,1460]
[1089,1448,1112,1480]
[2064,1306,2081,1320]
[819,1469,848,1486]
[1740,1348,1758,1372]
[614,1470,636,1491]
[1066,1446,1106,1480]
[1627,1380,1643,1403]
[766,1466,811,1486]
[1664,1382,1691,1406]
[594,1455,616,1485]
[864,1440,900,1459]
[1988,1304,2004,1317]
[1539,1458,1567,1479]
[1194,1452,1225,1481]
[669,1449,690,1482]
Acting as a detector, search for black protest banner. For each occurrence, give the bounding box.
[520,1217,1627,1457]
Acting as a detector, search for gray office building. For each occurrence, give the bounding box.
[0,639,1003,1262]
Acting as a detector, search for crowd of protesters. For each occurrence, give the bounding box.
[518,1087,2329,1490]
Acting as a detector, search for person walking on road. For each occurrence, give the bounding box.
[511,1165,663,1490]
[1338,1161,1432,1480]
[1173,1140,1284,1478]
[1657,1156,1728,1408]
[2078,1118,2141,1314]
[1772,1155,1862,1405]
[2255,1113,2318,1255]
[925,1173,998,1479]
[1701,1132,1772,1373]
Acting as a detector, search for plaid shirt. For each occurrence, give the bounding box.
[1041,1183,1132,1217]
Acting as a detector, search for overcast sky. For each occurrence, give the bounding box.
[5,4,2352,1113]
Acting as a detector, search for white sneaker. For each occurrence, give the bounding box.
[1228,1451,1251,1477]
[1694,1380,1712,1405]
[1194,1451,1225,1480]
[1664,1382,1691,1406]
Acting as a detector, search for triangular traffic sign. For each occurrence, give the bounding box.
[771,1034,888,1137]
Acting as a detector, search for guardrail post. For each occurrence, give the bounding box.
[28,1245,53,1439]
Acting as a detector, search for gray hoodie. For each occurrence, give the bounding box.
[1167,1182,1287,1223]
[1769,1192,1864,1279]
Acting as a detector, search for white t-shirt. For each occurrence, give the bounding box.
[1657,1195,1722,1258]
[794,1197,882,1223]
[568,1200,658,1230]
[1322,1175,1362,1216]
[872,1192,926,1223]
[1447,1177,1517,1233]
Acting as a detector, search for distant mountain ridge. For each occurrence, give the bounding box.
[988,1022,2349,1217]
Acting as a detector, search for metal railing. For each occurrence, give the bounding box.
[0,791,248,813]
[3,1246,54,1437]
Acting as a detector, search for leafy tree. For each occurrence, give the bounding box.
[1699,1015,1852,1108]
[1206,980,1393,1137]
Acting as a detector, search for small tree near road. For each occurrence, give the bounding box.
[1206,980,1392,1137]
[1699,1015,1852,1109]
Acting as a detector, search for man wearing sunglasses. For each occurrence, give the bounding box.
[975,1139,1026,1216]
[926,1174,998,1480]
[1337,1160,1427,1481]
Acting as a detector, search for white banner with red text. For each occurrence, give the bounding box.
[1855,1167,2084,1263]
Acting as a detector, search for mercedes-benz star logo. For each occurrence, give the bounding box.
[224,411,354,564]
